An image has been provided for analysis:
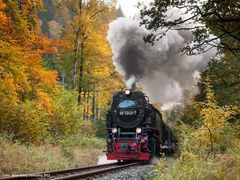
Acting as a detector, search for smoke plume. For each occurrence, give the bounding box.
[126,75,136,89]
[107,7,217,110]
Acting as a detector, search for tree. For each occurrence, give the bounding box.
[199,56,240,107]
[195,79,236,154]
[140,0,240,55]
[56,0,123,109]
[140,0,240,137]
[0,0,58,143]
[54,0,84,90]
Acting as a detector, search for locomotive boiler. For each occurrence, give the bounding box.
[106,89,177,162]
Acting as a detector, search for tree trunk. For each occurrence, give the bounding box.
[86,91,90,119]
[83,90,86,120]
[61,73,65,85]
[18,0,22,10]
[95,92,99,122]
[71,0,82,90]
[92,91,96,122]
[72,36,79,90]
[79,0,82,14]
[78,42,84,105]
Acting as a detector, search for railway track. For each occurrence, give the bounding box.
[0,162,138,180]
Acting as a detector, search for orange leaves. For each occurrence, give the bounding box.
[0,0,11,36]
[0,0,7,23]
[0,0,5,9]
[0,0,58,113]
[56,38,71,49]
[34,89,53,113]
[35,34,58,54]
[33,68,58,91]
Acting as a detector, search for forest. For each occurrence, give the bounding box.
[0,0,240,179]
[0,0,123,173]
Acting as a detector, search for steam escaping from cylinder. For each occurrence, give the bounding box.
[107,5,217,110]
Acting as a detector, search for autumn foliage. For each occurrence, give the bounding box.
[0,0,59,143]
[0,0,121,144]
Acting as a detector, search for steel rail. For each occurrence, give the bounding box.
[0,162,138,180]
[54,162,138,180]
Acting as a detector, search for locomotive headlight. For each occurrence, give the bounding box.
[136,127,142,134]
[111,127,117,133]
[124,89,131,95]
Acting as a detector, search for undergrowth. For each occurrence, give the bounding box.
[0,135,105,175]
[153,123,240,179]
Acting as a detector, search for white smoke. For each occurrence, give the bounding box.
[126,75,136,89]
[97,154,117,165]
[107,6,217,110]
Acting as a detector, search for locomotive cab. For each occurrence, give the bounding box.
[106,89,176,162]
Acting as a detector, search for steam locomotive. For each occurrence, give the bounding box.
[106,89,177,162]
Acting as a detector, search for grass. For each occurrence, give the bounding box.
[0,135,105,176]
[153,139,240,180]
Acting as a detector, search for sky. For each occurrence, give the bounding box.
[117,0,152,18]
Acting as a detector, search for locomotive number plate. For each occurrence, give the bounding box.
[119,110,137,116]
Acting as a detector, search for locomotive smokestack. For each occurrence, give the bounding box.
[107,4,217,110]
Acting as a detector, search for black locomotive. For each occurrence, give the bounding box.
[106,89,177,162]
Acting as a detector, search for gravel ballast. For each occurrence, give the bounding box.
[93,164,158,180]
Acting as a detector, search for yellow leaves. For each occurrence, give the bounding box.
[61,0,120,110]
[0,40,30,94]
[91,32,112,57]
[196,105,235,146]
[0,74,18,106]
[194,81,237,150]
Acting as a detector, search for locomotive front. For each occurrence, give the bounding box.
[106,89,154,161]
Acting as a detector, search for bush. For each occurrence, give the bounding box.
[47,88,95,140]
[155,107,240,179]
[154,119,240,179]
[155,140,240,179]
[94,118,107,138]
[0,102,48,144]
[154,83,240,179]
[0,87,96,144]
